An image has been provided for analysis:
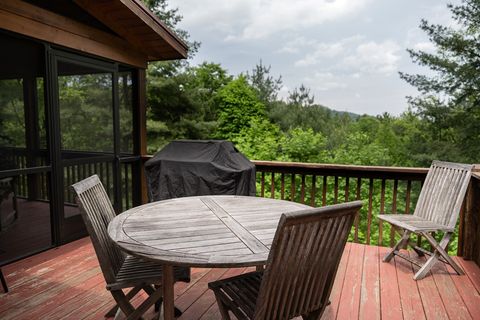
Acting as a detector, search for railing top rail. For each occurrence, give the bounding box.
[252,160,429,180]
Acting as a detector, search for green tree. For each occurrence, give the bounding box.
[215,76,266,140]
[184,62,232,121]
[279,128,329,163]
[288,84,315,107]
[399,0,480,162]
[234,118,281,160]
[246,60,283,107]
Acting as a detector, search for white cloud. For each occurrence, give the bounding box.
[277,37,316,54]
[293,37,400,75]
[294,36,364,67]
[303,72,347,91]
[412,41,436,52]
[343,40,401,75]
[172,0,372,41]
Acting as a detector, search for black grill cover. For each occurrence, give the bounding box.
[145,140,256,201]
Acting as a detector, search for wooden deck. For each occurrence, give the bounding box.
[1,238,480,320]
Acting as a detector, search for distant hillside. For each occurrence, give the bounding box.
[320,105,360,120]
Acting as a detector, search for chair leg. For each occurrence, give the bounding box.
[111,286,163,320]
[214,293,232,320]
[110,290,136,319]
[105,286,142,317]
[126,286,163,320]
[0,268,8,293]
[383,229,410,262]
[302,304,327,320]
[414,232,464,280]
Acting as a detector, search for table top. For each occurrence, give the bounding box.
[108,195,311,268]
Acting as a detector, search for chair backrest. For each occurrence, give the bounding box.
[254,201,362,320]
[72,175,125,284]
[414,161,473,228]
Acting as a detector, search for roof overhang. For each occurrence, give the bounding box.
[74,0,188,61]
[0,0,187,68]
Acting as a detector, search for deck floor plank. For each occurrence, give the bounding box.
[395,250,426,320]
[359,244,380,320]
[378,246,403,320]
[448,258,480,320]
[321,240,351,320]
[336,242,365,320]
[2,238,480,320]
[431,262,471,320]
[410,252,449,320]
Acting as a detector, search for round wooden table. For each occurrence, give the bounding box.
[108,195,311,320]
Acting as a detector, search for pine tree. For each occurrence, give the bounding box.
[399,0,480,161]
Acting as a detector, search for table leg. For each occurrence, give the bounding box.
[162,265,175,320]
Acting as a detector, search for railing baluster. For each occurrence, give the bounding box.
[310,175,316,207]
[106,163,111,198]
[66,164,71,202]
[100,162,105,183]
[379,179,386,246]
[417,180,425,247]
[354,178,362,243]
[290,174,296,201]
[300,175,306,204]
[281,173,285,200]
[261,172,265,197]
[457,200,466,256]
[344,176,350,202]
[322,176,327,206]
[124,164,129,210]
[270,172,275,199]
[390,179,399,247]
[405,180,412,214]
[334,176,339,204]
[367,178,374,245]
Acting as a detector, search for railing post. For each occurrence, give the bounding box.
[461,170,480,262]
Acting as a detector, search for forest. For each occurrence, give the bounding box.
[144,0,480,169]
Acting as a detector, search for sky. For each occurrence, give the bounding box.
[167,0,460,116]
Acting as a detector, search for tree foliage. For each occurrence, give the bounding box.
[399,0,480,162]
[246,60,283,106]
[215,76,266,141]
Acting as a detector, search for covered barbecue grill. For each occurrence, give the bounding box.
[145,140,256,201]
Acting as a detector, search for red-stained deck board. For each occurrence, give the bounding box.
[446,260,480,320]
[178,267,247,320]
[2,239,480,320]
[175,268,229,312]
[431,262,471,320]
[321,241,351,320]
[378,246,403,320]
[456,257,480,293]
[395,250,425,320]
[359,245,380,320]
[0,253,99,316]
[411,253,449,320]
[3,237,91,286]
[336,242,365,320]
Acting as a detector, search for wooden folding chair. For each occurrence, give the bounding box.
[72,175,189,320]
[209,201,362,320]
[379,160,473,280]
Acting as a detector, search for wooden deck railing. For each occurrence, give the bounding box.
[1,147,139,211]
[253,161,427,248]
[253,160,480,260]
